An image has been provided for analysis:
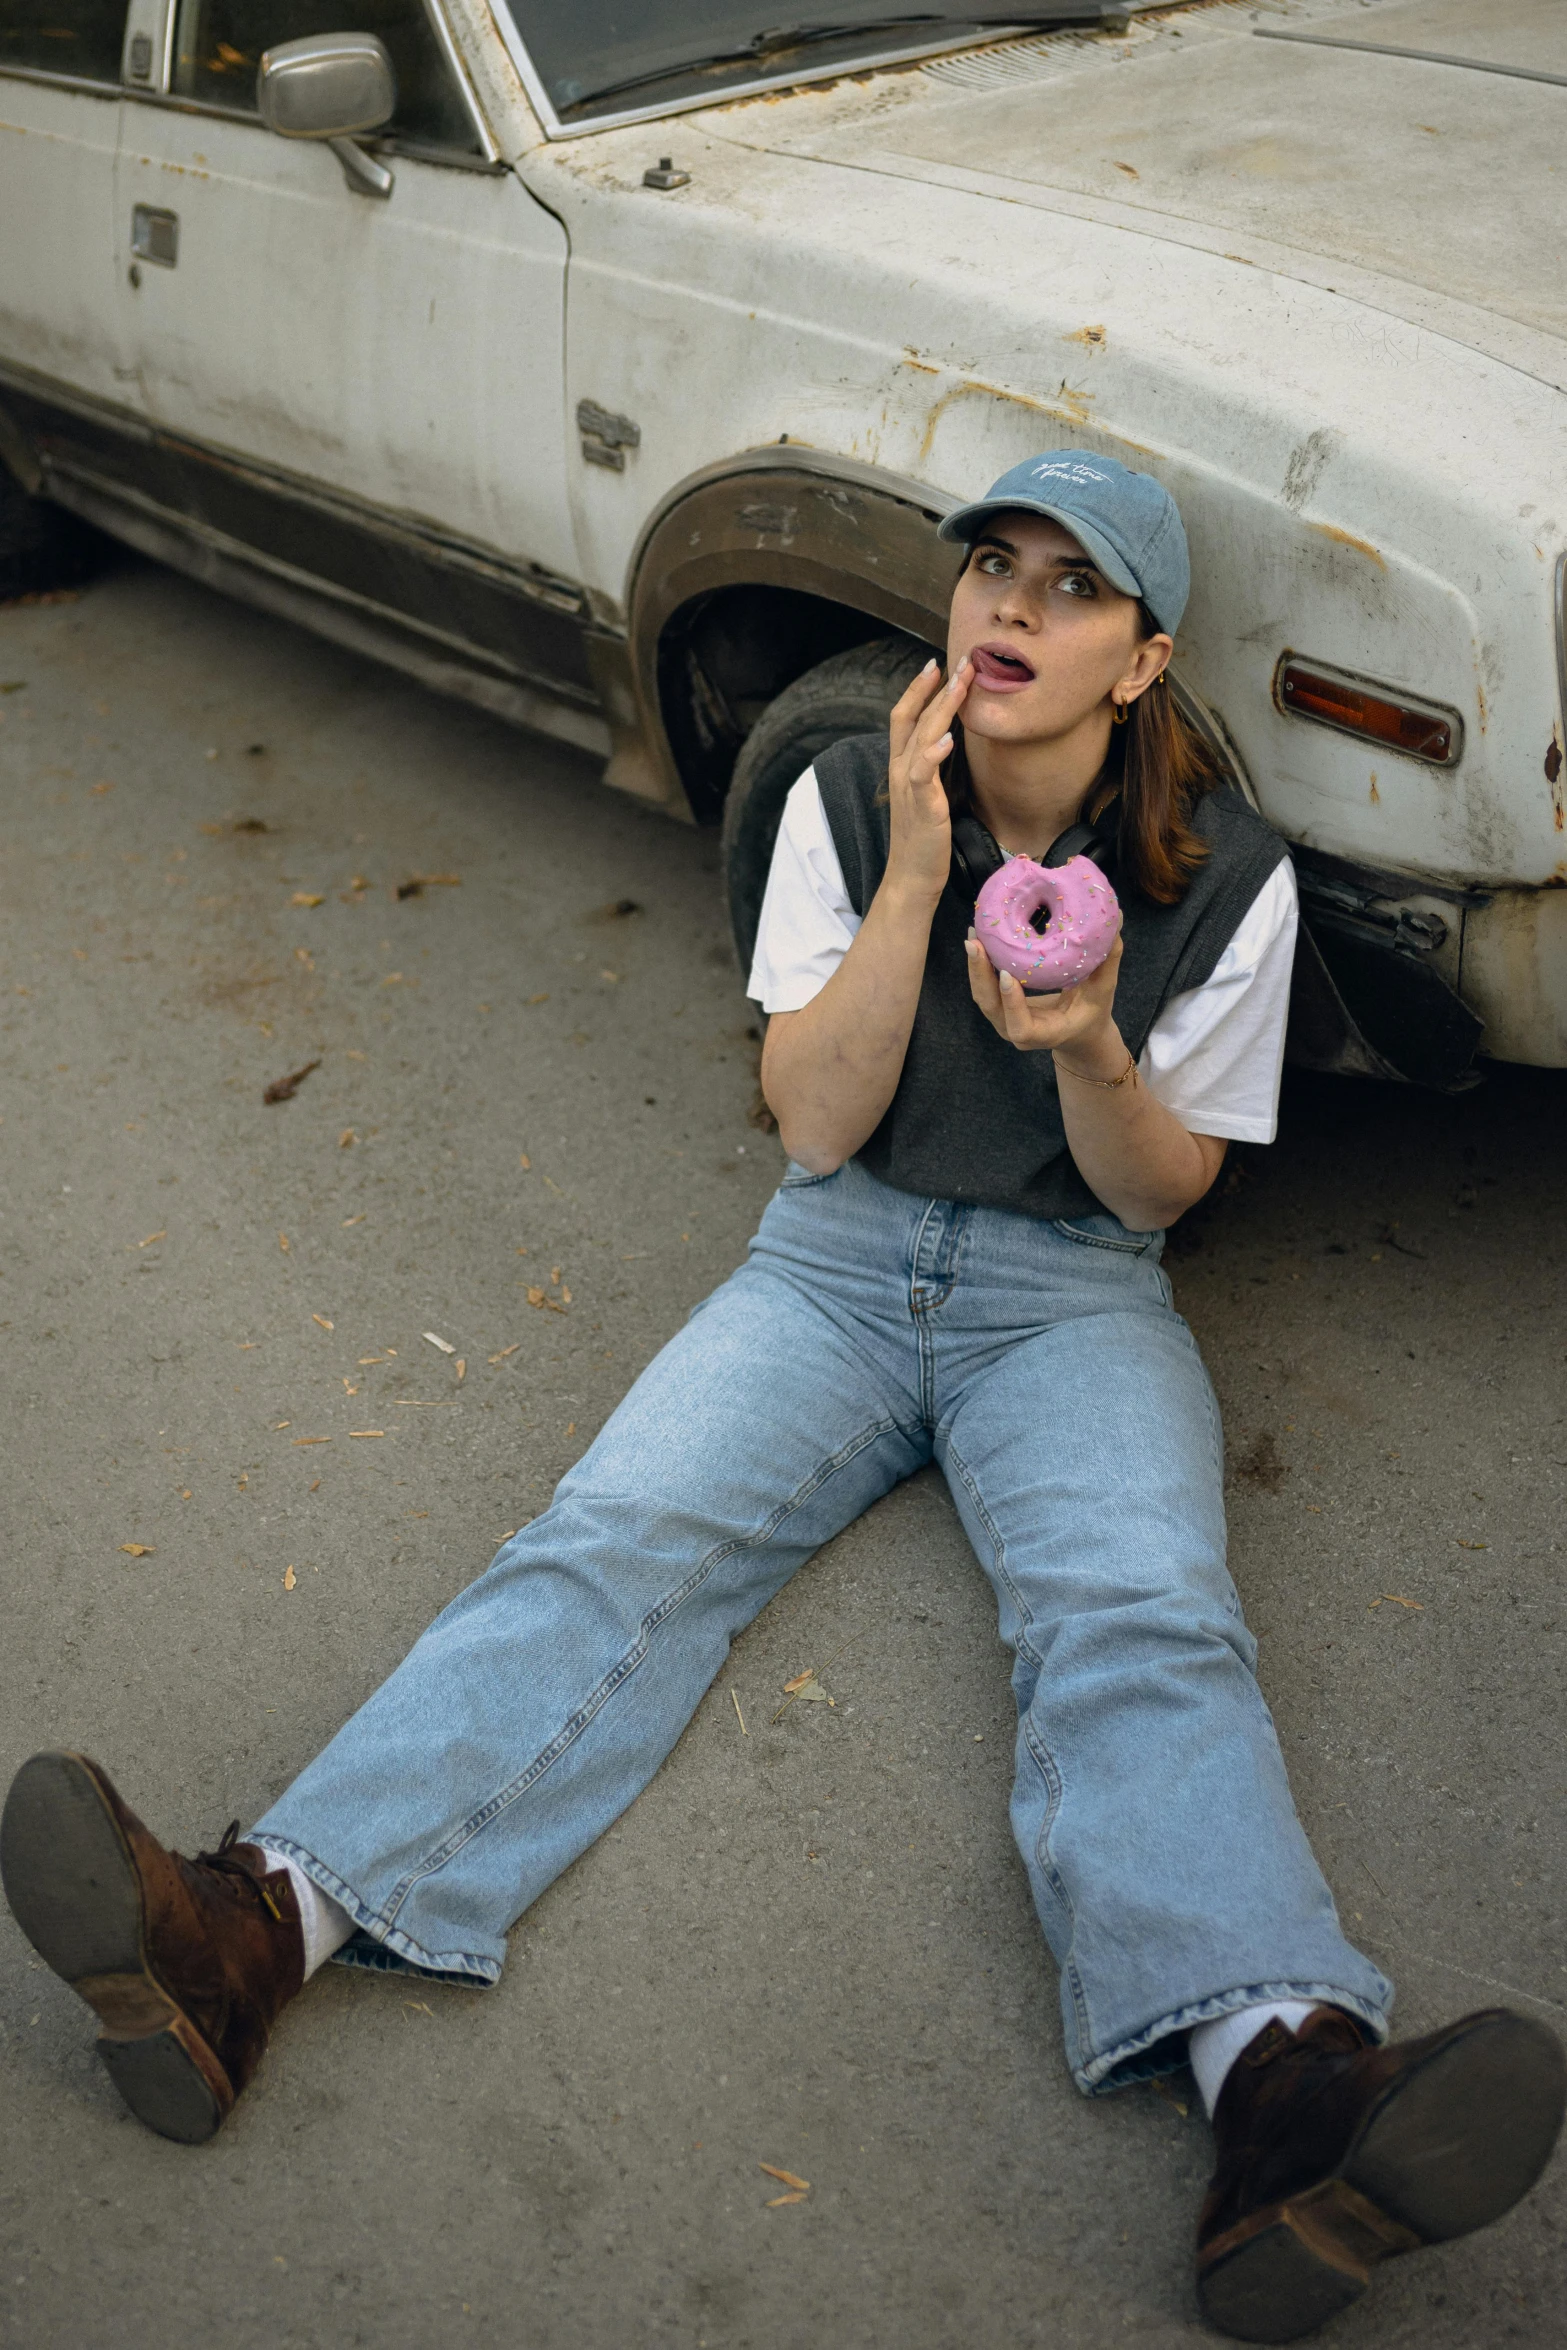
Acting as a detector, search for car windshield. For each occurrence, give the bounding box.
[498,5,1114,123]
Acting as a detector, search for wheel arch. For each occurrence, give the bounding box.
[622,449,958,824]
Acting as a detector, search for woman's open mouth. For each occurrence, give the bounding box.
[969,642,1037,693]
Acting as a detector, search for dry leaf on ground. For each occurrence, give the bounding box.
[290,892,324,908]
[782,1670,817,1696]
[137,1230,166,1249]
[489,1345,519,1364]
[759,2165,810,2192]
[262,1060,321,1105]
[349,1431,385,1440]
[283,1565,297,1590]
[423,1332,456,1354]
[119,1543,154,1557]
[312,1313,334,1331]
[766,2193,807,2207]
[455,1359,466,1382]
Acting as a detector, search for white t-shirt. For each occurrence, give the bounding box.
[746,770,1298,1144]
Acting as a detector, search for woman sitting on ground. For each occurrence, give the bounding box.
[5,449,1561,2346]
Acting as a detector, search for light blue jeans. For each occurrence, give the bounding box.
[254,1160,1392,2092]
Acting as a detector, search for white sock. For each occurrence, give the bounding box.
[258,1849,357,1978]
[1189,2001,1319,2116]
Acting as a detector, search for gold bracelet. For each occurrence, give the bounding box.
[1055,1050,1137,1089]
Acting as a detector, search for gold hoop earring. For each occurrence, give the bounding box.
[1110,699,1129,727]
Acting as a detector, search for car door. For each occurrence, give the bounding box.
[112,0,589,708]
[0,0,139,443]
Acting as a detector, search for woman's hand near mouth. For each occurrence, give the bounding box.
[761,658,970,1174]
[885,656,973,907]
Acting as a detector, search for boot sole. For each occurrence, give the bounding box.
[0,1750,232,2144]
[1198,2009,1567,2343]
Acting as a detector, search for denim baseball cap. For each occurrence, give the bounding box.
[938,448,1190,635]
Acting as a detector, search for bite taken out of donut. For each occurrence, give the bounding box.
[973,853,1121,993]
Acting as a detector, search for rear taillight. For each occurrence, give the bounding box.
[1275,657,1462,766]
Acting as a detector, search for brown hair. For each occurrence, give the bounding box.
[941,606,1220,905]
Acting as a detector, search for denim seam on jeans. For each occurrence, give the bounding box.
[941,1431,1090,2047]
[938,1434,1046,1676]
[375,1412,914,1925]
[908,1198,976,1317]
[1019,1714,1093,2053]
[1050,1217,1157,1257]
[909,1201,975,1427]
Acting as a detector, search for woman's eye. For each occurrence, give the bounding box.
[977,552,1010,576]
[1059,572,1096,598]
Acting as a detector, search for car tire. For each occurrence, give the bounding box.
[721,631,935,975]
[0,470,110,601]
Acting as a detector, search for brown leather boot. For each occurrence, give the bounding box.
[1,1750,305,2144]
[1196,2004,1566,2342]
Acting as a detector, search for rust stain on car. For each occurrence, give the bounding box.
[917,376,1152,466]
[1309,522,1386,570]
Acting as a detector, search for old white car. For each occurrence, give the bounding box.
[2,0,1562,1085]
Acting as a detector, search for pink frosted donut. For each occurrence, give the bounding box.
[973,853,1120,993]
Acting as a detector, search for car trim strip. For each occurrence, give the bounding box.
[1254,29,1567,92]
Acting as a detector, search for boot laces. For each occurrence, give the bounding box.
[195,1820,288,1921]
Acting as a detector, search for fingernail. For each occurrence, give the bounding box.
[999,970,1014,991]
[922,657,938,675]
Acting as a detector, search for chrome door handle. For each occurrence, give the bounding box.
[130,206,178,267]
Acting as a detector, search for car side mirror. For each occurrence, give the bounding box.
[256,33,397,200]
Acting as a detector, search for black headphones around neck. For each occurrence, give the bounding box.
[948,804,1117,907]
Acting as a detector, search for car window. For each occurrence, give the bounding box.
[1,0,129,83]
[170,0,481,153]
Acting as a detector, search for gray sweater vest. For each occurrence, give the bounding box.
[813,733,1290,1222]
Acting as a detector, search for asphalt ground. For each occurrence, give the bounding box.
[1,555,1564,2350]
